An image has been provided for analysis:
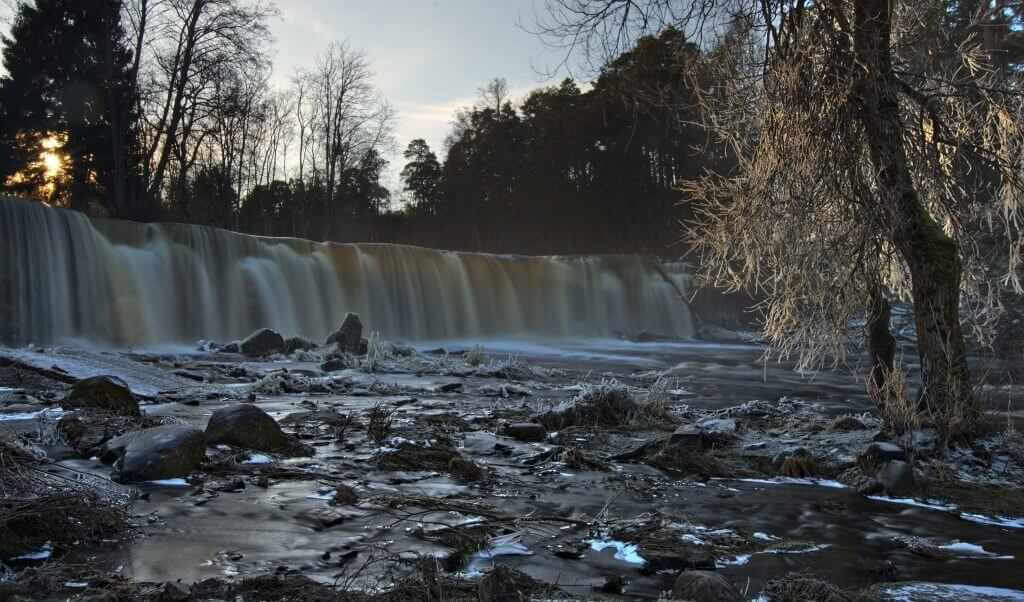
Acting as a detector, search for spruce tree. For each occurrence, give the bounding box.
[0,0,145,216]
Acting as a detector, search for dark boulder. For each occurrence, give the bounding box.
[326,313,364,354]
[671,570,744,601]
[878,460,915,496]
[103,424,205,483]
[865,441,907,462]
[205,403,286,451]
[502,423,547,442]
[64,375,139,415]
[239,328,287,357]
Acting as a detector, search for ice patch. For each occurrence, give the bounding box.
[764,544,830,554]
[867,496,957,511]
[242,454,272,464]
[0,407,63,422]
[722,477,846,489]
[753,532,779,541]
[939,541,1014,559]
[960,513,1024,529]
[884,583,1024,601]
[306,490,337,501]
[681,534,707,545]
[12,543,52,560]
[716,553,751,567]
[589,539,646,565]
[149,478,189,487]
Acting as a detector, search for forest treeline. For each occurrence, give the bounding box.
[0,0,723,255]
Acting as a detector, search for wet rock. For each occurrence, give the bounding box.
[157,581,191,602]
[320,356,353,372]
[239,328,287,357]
[285,336,317,354]
[878,460,915,496]
[64,375,138,415]
[299,507,363,530]
[696,324,741,342]
[831,414,868,430]
[104,424,205,483]
[205,403,286,452]
[865,441,907,462]
[771,447,811,471]
[326,313,364,354]
[502,422,547,442]
[669,426,704,447]
[671,570,743,601]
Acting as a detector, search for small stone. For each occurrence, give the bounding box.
[157,581,191,602]
[771,447,810,471]
[503,423,547,442]
[284,336,317,354]
[865,441,907,462]
[831,415,867,430]
[671,570,743,601]
[877,460,915,496]
[669,426,703,447]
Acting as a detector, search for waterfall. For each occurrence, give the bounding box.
[0,197,694,347]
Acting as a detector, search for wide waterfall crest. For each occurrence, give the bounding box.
[0,197,693,346]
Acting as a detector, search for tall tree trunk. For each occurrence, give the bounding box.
[853,0,975,429]
[866,284,896,406]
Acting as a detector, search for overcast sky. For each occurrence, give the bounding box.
[272,0,569,181]
[0,0,572,187]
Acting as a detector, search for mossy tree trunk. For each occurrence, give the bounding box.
[854,0,975,427]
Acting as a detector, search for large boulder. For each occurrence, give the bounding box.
[326,313,364,354]
[671,570,744,601]
[878,460,915,496]
[64,375,139,415]
[239,328,287,357]
[103,424,205,483]
[205,403,286,451]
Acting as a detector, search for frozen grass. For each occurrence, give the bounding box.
[0,441,132,559]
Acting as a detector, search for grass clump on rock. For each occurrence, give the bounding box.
[534,379,638,431]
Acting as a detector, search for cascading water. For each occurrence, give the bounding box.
[0,197,694,347]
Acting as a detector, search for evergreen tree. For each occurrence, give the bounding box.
[0,0,146,216]
[400,139,443,215]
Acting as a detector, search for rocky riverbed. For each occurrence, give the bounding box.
[1,326,1023,601]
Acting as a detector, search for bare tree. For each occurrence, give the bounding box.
[298,41,395,225]
[537,0,1024,438]
[139,0,275,200]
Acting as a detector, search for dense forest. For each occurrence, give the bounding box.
[0,0,723,255]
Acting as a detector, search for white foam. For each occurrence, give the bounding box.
[12,543,52,560]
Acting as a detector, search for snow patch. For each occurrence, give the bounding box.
[589,539,646,565]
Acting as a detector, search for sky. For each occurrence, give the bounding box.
[0,0,574,189]
[270,0,570,185]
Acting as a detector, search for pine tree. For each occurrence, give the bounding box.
[0,0,146,216]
